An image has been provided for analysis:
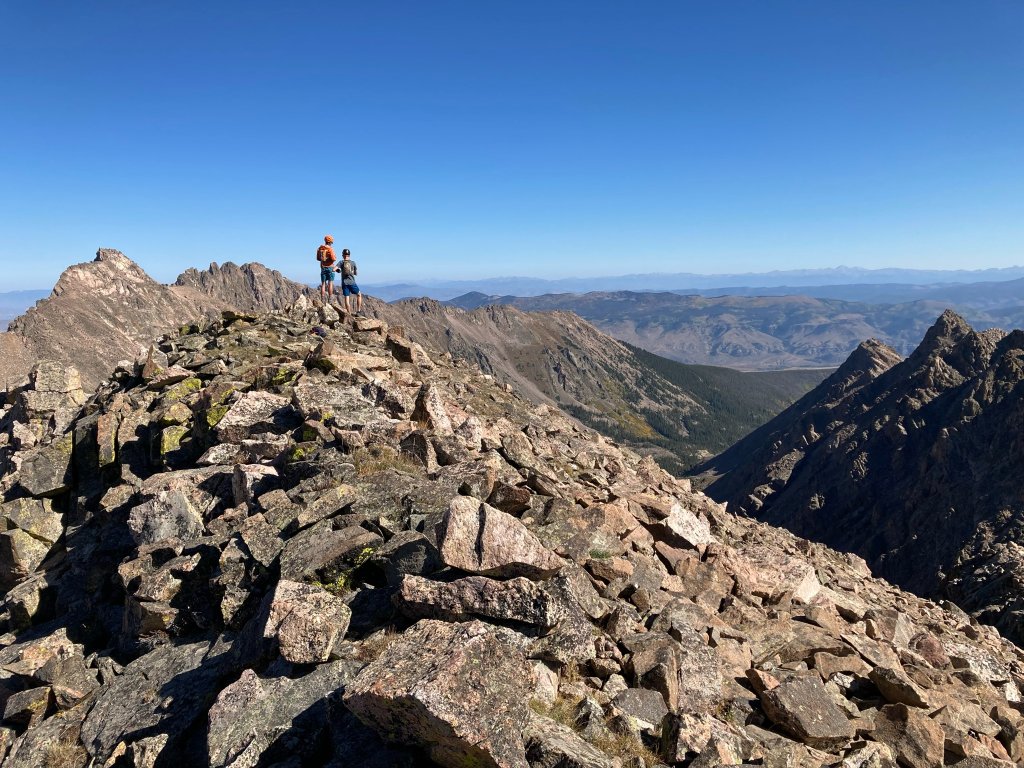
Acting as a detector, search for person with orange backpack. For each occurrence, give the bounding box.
[316,235,337,303]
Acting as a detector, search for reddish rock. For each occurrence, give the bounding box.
[436,496,563,579]
[344,620,534,768]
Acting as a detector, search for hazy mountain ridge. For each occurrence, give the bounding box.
[449,290,1024,370]
[366,265,1024,301]
[696,309,1024,644]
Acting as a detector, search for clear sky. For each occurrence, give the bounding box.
[1,1,1022,290]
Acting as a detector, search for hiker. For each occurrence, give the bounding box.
[339,248,363,315]
[316,235,337,302]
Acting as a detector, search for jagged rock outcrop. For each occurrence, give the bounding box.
[0,302,1022,766]
[174,260,314,311]
[1,249,313,392]
[699,309,1024,645]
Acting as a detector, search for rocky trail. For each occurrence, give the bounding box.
[0,298,1021,766]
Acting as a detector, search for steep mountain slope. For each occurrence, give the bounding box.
[697,310,1024,643]
[0,249,313,391]
[448,291,1013,370]
[369,298,824,472]
[1,303,1022,766]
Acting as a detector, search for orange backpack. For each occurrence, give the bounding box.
[318,245,335,267]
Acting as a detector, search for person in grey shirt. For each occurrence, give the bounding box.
[338,248,363,315]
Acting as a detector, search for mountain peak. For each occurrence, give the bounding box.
[834,338,902,380]
[917,308,972,352]
[2,251,313,391]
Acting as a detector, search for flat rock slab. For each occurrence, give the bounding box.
[759,675,855,750]
[394,574,558,627]
[870,665,930,708]
[648,505,715,550]
[17,433,73,497]
[80,640,234,763]
[436,495,563,579]
[2,497,64,544]
[292,380,379,427]
[344,619,534,768]
[279,523,382,584]
[216,391,297,443]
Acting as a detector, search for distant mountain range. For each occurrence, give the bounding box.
[364,265,1024,302]
[448,290,1024,370]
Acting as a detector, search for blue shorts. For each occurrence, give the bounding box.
[342,281,360,296]
[320,266,336,284]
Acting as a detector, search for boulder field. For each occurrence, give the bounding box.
[0,298,1021,766]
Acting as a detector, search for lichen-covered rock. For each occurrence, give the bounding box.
[231,463,278,507]
[279,522,382,583]
[0,529,53,589]
[207,662,361,766]
[261,580,351,664]
[759,675,856,750]
[17,433,73,497]
[80,640,234,763]
[622,629,722,715]
[126,490,204,546]
[216,391,296,443]
[436,495,564,579]
[344,619,534,768]
[1,498,64,545]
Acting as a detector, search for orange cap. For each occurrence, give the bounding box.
[324,235,334,244]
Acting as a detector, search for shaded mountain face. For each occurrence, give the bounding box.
[368,298,824,473]
[1,303,1022,766]
[0,250,313,391]
[698,310,1024,643]
[448,291,1018,370]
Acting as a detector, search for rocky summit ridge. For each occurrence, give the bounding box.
[0,300,1021,766]
[698,310,1024,647]
[1,249,314,392]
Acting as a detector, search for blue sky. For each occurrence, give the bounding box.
[1,1,1022,290]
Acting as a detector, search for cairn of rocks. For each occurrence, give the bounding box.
[0,298,1021,766]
